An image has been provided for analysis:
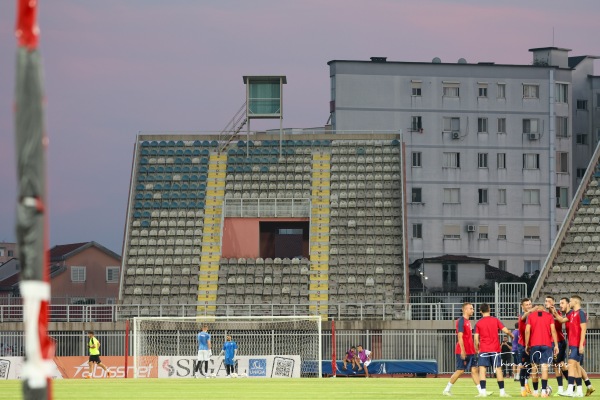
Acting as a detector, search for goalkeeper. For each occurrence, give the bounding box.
[194,324,212,378]
[219,335,238,377]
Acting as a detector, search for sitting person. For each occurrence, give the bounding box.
[357,345,372,378]
[343,346,360,371]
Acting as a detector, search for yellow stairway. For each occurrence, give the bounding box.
[309,152,331,320]
[196,153,226,315]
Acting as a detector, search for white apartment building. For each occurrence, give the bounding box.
[329,47,599,276]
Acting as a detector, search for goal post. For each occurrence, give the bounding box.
[133,315,322,378]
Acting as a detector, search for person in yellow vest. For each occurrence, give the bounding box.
[86,331,115,378]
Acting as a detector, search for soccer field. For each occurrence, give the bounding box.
[1,377,531,400]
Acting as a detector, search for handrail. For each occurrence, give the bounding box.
[2,302,599,323]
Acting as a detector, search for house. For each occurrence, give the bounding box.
[0,242,17,265]
[49,242,121,304]
[0,241,121,304]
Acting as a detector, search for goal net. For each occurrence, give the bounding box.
[133,315,322,378]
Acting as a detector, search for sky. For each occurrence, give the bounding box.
[1,0,599,255]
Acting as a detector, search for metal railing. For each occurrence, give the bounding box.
[3,302,600,323]
[223,198,311,218]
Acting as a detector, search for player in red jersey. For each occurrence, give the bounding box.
[474,303,514,397]
[517,298,536,395]
[525,304,558,397]
[546,296,569,396]
[443,302,482,396]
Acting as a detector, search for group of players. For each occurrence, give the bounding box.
[443,296,594,397]
[194,324,239,378]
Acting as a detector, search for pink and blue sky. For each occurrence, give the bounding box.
[1,0,599,254]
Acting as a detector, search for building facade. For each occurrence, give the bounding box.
[329,47,598,276]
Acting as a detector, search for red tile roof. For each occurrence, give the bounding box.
[49,242,90,261]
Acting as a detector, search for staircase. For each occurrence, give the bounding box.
[309,152,331,320]
[196,153,227,315]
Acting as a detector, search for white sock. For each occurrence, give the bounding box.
[567,384,574,392]
[500,388,506,395]
[445,383,452,391]
[481,389,487,396]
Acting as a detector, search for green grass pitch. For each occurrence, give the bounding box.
[1,377,532,400]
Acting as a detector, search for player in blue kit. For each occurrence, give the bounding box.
[194,324,212,378]
[219,335,238,377]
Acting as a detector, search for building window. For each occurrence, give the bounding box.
[576,168,586,179]
[443,188,460,204]
[498,225,507,240]
[478,188,488,204]
[477,118,488,133]
[497,83,506,99]
[497,118,506,134]
[524,226,540,240]
[478,84,488,97]
[478,153,488,168]
[577,99,588,110]
[498,189,507,205]
[0,249,4,257]
[524,260,540,274]
[556,152,568,173]
[7,250,13,257]
[523,153,540,169]
[556,187,568,208]
[71,266,86,282]
[576,134,588,145]
[411,81,422,96]
[443,117,460,132]
[443,84,460,98]
[443,152,460,168]
[497,153,506,169]
[411,188,422,203]
[523,119,539,134]
[411,152,422,167]
[442,263,458,291]
[523,84,539,99]
[411,116,423,131]
[556,116,569,138]
[412,223,423,239]
[555,83,568,103]
[106,266,120,283]
[523,189,540,205]
[498,260,507,271]
[478,225,488,239]
[443,225,461,239]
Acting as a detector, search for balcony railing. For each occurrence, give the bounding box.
[223,198,310,218]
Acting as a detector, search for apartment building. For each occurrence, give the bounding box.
[329,47,599,276]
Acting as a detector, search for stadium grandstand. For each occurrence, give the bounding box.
[118,133,407,320]
[532,139,600,317]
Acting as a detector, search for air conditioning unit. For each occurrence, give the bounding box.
[451,131,460,140]
[527,133,539,141]
[466,224,476,232]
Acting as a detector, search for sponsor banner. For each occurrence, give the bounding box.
[158,355,301,378]
[54,356,158,379]
[0,357,63,380]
